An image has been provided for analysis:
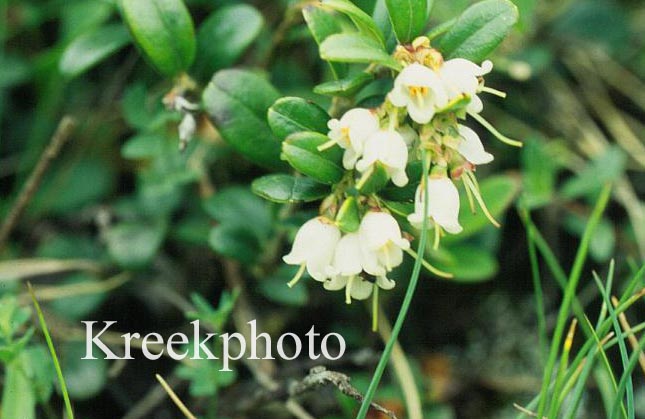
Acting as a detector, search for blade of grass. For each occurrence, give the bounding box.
[612,333,645,419]
[355,150,432,419]
[593,263,634,419]
[536,183,612,418]
[27,282,74,419]
[546,319,578,418]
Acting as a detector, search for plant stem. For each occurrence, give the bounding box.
[355,151,432,419]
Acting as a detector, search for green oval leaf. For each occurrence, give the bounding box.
[303,4,348,79]
[438,0,518,62]
[320,33,401,70]
[193,4,264,80]
[202,70,287,171]
[428,245,498,282]
[252,174,330,203]
[119,0,196,76]
[313,72,374,97]
[282,131,344,185]
[59,24,130,78]
[322,0,385,46]
[385,0,428,43]
[268,97,330,141]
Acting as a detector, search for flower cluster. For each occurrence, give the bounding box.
[283,213,409,303]
[283,36,518,304]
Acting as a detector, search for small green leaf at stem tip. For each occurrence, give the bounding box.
[385,0,428,43]
[438,0,518,62]
[202,69,287,171]
[322,0,385,46]
[281,131,344,185]
[119,0,196,76]
[268,97,330,141]
[320,33,402,71]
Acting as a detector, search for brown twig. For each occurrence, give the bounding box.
[290,366,398,419]
[0,116,76,251]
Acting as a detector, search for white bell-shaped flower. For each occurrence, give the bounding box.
[324,233,397,303]
[327,108,380,169]
[388,63,448,124]
[324,275,374,303]
[437,58,492,113]
[283,217,340,283]
[456,124,493,165]
[359,212,410,276]
[355,130,409,187]
[408,176,463,234]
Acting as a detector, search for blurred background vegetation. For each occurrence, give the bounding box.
[0,0,643,418]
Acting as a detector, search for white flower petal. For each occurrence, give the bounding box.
[376,276,396,290]
[323,275,347,291]
[283,217,340,280]
[457,125,494,165]
[331,233,363,276]
[350,278,373,300]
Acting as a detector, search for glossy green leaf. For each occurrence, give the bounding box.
[445,174,520,243]
[563,215,615,262]
[252,174,330,203]
[119,0,196,76]
[303,4,348,78]
[281,131,344,185]
[336,196,361,233]
[202,70,287,171]
[193,4,264,79]
[322,0,385,46]
[439,0,518,62]
[320,33,401,70]
[268,97,330,141]
[385,0,428,43]
[104,221,167,269]
[428,245,498,282]
[59,24,130,78]
[313,72,374,96]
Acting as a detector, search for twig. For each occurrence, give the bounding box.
[155,374,198,419]
[376,304,423,419]
[290,366,398,419]
[0,116,76,250]
[121,375,183,419]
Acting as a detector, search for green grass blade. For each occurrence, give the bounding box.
[536,183,612,417]
[27,283,75,419]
